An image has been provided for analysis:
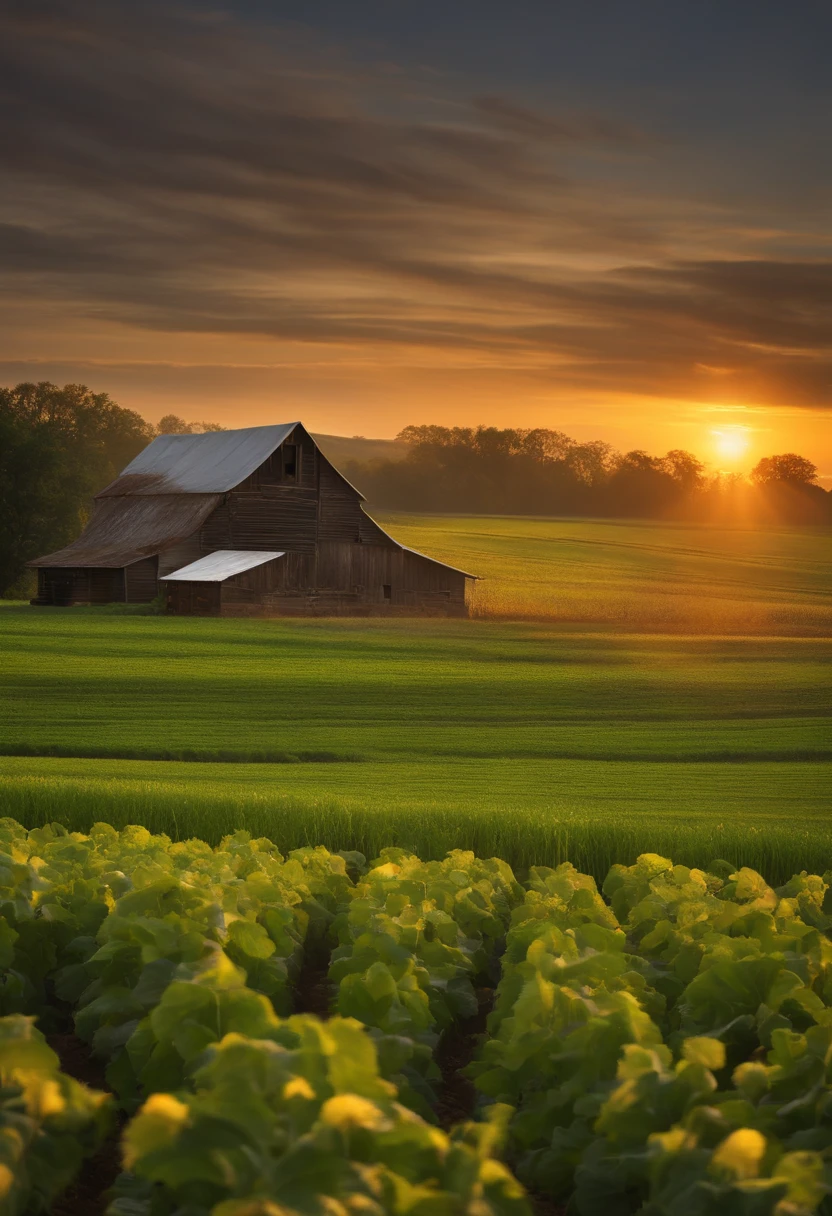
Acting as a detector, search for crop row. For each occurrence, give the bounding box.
[477,856,832,1213]
[0,819,525,1215]
[0,817,831,1214]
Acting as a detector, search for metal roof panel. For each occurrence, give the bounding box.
[161,550,285,582]
[98,424,300,495]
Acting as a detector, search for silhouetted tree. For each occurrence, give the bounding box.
[661,449,707,493]
[157,413,192,434]
[157,415,225,434]
[749,453,827,523]
[750,453,817,486]
[0,382,154,594]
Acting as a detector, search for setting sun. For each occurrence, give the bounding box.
[712,428,750,463]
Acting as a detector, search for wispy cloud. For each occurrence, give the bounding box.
[0,0,829,424]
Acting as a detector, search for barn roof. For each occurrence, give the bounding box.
[161,550,284,583]
[98,423,300,496]
[28,494,221,568]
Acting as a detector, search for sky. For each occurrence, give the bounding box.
[2,0,830,475]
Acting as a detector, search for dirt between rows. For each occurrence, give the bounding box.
[291,959,565,1216]
[46,1033,123,1216]
[432,988,566,1216]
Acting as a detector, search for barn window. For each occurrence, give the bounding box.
[283,444,298,480]
[383,584,392,600]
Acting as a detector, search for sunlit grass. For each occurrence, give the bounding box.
[3,757,830,885]
[1,514,829,877]
[376,513,832,634]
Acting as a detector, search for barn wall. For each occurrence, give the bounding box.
[316,543,466,600]
[166,583,221,616]
[318,459,365,544]
[125,556,159,602]
[299,430,317,490]
[400,550,468,600]
[220,555,312,603]
[225,541,470,617]
[36,567,125,605]
[199,487,318,553]
[158,534,203,577]
[92,569,126,604]
[233,486,318,552]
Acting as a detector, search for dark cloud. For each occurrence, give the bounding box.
[0,0,829,412]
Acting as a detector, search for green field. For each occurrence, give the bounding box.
[1,514,830,881]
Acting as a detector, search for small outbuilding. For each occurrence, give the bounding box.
[161,550,285,616]
[29,423,477,616]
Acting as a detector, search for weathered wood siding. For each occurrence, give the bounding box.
[224,543,469,617]
[124,557,159,602]
[318,543,466,598]
[220,554,311,602]
[37,567,125,605]
[165,582,221,616]
[158,535,203,577]
[211,487,319,553]
[318,458,365,544]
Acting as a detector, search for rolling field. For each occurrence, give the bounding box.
[1,514,830,881]
[383,511,832,633]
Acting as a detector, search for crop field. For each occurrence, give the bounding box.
[1,515,830,881]
[3,818,832,1215]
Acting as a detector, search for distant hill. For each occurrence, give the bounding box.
[311,432,408,468]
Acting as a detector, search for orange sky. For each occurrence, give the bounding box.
[1,3,830,479]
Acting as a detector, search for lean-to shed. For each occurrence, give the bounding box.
[161,551,285,616]
[29,423,477,616]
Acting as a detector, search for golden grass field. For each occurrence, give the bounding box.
[375,513,832,634]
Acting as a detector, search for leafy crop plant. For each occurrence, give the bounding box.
[1,817,831,1213]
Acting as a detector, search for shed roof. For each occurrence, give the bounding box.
[161,550,285,583]
[98,424,300,496]
[28,494,222,568]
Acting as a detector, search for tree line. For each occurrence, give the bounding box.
[344,424,829,526]
[0,382,827,597]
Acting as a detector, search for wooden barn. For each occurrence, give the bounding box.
[29,424,476,616]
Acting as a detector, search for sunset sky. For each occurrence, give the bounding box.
[2,1,830,475]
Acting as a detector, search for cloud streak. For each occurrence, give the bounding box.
[0,0,829,423]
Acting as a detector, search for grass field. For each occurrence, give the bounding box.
[2,514,830,882]
[382,512,832,633]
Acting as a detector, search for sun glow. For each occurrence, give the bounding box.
[711,428,750,463]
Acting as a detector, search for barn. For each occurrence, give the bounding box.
[28,423,476,616]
